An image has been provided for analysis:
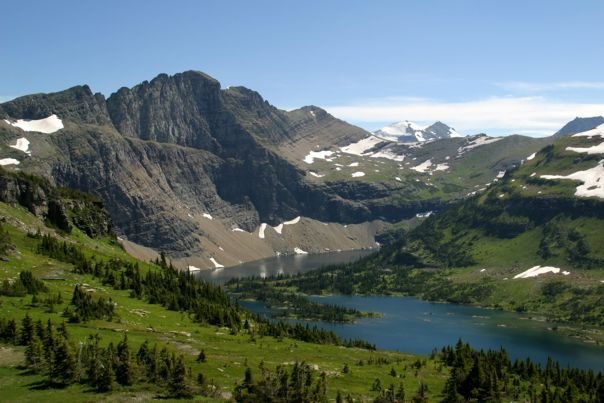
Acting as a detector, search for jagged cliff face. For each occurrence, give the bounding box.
[0,169,113,237]
[0,71,407,262]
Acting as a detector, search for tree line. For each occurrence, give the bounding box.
[35,233,374,349]
[0,314,196,397]
[440,340,604,402]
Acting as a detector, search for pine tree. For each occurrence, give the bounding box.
[115,335,133,386]
[20,314,34,346]
[25,335,44,373]
[196,349,206,363]
[96,353,114,392]
[167,355,191,397]
[50,338,77,385]
[83,334,101,387]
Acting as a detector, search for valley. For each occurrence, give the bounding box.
[0,71,603,401]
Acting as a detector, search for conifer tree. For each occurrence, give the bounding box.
[50,338,77,385]
[115,334,133,385]
[20,314,34,346]
[96,353,114,392]
[168,355,191,397]
[25,335,44,373]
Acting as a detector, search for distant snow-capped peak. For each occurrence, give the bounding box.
[374,120,463,143]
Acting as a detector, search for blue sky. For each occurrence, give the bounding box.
[2,0,603,136]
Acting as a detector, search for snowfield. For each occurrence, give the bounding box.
[457,136,502,155]
[340,135,406,162]
[202,213,213,220]
[283,216,301,225]
[369,149,405,162]
[415,211,433,218]
[209,257,224,269]
[411,160,433,173]
[303,150,334,164]
[10,137,31,155]
[0,158,20,166]
[566,143,604,155]
[541,160,604,199]
[258,223,268,239]
[571,123,604,138]
[351,171,365,177]
[309,171,325,178]
[340,136,384,156]
[4,114,63,134]
[513,266,564,279]
[293,247,308,255]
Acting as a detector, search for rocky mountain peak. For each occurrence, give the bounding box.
[374,120,463,142]
[106,71,223,149]
[553,116,604,138]
[0,85,111,126]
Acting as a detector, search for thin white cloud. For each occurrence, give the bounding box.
[497,81,604,92]
[325,96,604,137]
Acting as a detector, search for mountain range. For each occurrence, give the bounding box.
[0,70,601,270]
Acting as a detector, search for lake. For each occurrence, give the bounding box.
[200,251,604,371]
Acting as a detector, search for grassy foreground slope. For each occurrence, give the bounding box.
[0,193,453,401]
[0,171,602,402]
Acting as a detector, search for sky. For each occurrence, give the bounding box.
[1,0,603,136]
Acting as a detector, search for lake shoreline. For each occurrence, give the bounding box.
[308,291,604,346]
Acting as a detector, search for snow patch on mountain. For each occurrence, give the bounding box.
[210,257,224,269]
[370,149,405,162]
[258,223,268,239]
[303,150,334,164]
[457,135,502,155]
[340,136,384,155]
[10,137,31,155]
[513,266,562,279]
[566,143,604,155]
[571,123,604,138]
[411,160,433,173]
[351,171,365,177]
[375,120,463,143]
[3,114,63,134]
[283,216,301,225]
[541,161,604,199]
[187,265,202,272]
[0,158,20,166]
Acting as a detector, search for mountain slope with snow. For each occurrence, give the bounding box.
[374,120,463,143]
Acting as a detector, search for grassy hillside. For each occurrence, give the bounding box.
[1,176,601,401]
[243,134,604,345]
[0,199,455,401]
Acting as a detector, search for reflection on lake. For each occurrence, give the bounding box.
[196,249,374,283]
